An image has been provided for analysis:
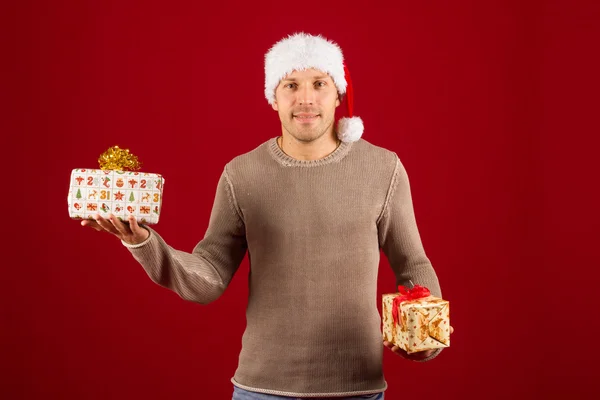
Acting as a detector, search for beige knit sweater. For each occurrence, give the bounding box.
[124,137,443,397]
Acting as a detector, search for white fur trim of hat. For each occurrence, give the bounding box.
[264,32,364,143]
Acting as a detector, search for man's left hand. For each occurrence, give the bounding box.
[383,325,454,361]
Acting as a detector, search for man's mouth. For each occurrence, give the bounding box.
[293,113,320,122]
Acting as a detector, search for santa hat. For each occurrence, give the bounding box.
[264,32,364,143]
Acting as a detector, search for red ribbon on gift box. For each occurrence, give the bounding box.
[392,284,431,327]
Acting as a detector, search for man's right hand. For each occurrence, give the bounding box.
[81,214,150,245]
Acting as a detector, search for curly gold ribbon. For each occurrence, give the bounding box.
[98,145,142,171]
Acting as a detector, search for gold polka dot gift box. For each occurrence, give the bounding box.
[67,146,165,225]
[382,284,450,354]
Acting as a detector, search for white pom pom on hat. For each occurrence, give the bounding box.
[264,32,364,143]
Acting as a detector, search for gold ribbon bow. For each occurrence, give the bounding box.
[98,145,142,171]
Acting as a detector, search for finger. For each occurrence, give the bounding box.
[383,341,395,350]
[388,344,434,359]
[108,214,132,235]
[94,214,119,234]
[422,350,435,357]
[392,346,409,357]
[81,219,103,231]
[405,349,434,360]
[450,326,454,334]
[384,342,406,356]
[409,350,434,360]
[129,215,151,242]
[128,215,144,235]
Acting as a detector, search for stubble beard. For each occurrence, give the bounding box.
[282,113,335,143]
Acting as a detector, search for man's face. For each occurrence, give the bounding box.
[272,68,341,143]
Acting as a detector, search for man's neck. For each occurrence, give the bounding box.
[278,133,341,161]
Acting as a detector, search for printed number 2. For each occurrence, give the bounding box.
[141,179,147,189]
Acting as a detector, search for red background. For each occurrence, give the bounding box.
[3,0,599,399]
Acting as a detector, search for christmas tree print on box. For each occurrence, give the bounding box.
[68,169,165,224]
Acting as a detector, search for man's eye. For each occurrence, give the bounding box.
[316,81,326,87]
[285,83,296,89]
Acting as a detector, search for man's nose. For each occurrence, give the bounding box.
[298,85,316,105]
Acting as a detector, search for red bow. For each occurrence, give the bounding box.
[392,284,431,327]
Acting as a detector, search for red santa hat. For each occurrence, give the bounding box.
[264,32,364,143]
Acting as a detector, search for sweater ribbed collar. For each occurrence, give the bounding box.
[267,137,353,167]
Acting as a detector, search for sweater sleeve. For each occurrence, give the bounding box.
[124,166,247,305]
[377,155,444,362]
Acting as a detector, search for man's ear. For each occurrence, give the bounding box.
[271,86,280,111]
[335,93,342,108]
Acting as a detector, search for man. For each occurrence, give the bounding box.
[82,32,453,399]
